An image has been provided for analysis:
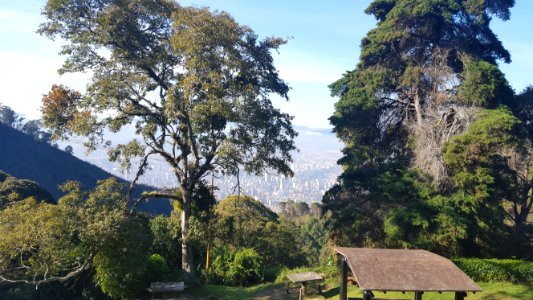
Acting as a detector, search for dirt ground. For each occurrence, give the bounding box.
[156,285,324,300]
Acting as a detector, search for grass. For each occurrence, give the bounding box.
[187,264,533,299]
[320,282,533,299]
[189,282,285,299]
[189,281,533,300]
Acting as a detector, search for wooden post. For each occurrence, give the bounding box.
[340,255,348,300]
[363,290,372,300]
[414,291,423,300]
[455,292,466,300]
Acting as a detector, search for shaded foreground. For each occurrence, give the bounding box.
[179,281,533,300]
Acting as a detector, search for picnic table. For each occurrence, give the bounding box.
[285,271,324,300]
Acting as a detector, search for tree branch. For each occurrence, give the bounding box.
[0,255,93,288]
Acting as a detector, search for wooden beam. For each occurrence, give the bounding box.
[414,291,423,300]
[340,255,348,300]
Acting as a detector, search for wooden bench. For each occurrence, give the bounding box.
[147,282,185,299]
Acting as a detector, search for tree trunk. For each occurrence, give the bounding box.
[181,187,193,284]
[414,88,423,127]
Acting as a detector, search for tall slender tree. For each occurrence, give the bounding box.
[39,0,296,280]
[324,0,530,256]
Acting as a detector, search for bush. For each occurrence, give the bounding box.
[149,215,181,268]
[209,247,264,286]
[231,248,264,286]
[453,258,533,284]
[146,254,171,282]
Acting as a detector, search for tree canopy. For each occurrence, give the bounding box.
[38,0,296,279]
[0,171,54,209]
[0,178,151,298]
[323,0,532,258]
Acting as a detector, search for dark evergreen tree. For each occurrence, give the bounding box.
[324,0,531,257]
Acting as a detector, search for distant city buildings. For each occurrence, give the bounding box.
[65,128,343,208]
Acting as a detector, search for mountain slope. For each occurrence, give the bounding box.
[0,123,171,214]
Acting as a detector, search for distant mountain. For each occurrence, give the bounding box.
[0,123,171,215]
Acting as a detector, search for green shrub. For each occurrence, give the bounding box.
[263,266,283,282]
[209,247,265,286]
[453,258,533,284]
[146,254,171,282]
[230,248,264,286]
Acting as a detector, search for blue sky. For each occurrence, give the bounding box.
[1,0,532,128]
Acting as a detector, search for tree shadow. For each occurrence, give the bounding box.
[321,286,339,298]
[479,290,533,300]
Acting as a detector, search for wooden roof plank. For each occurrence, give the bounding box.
[335,247,482,293]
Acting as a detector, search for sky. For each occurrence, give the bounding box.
[1,0,532,129]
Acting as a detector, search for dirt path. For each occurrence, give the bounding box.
[157,285,327,300]
[254,286,324,300]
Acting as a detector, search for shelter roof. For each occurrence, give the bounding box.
[335,247,482,292]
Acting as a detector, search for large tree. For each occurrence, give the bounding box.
[38,0,296,280]
[324,0,531,256]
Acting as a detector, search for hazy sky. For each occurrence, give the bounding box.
[1,0,532,128]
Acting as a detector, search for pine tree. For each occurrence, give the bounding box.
[324,0,531,257]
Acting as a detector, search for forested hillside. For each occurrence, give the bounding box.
[0,123,171,214]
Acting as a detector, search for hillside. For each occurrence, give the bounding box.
[0,123,171,215]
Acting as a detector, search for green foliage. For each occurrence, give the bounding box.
[278,200,310,218]
[209,247,264,286]
[287,215,329,267]
[445,108,525,195]
[457,58,513,107]
[145,254,172,283]
[0,198,82,281]
[453,258,533,284]
[213,195,307,269]
[510,86,533,140]
[149,214,181,268]
[323,0,531,259]
[376,169,470,255]
[213,195,277,251]
[0,178,152,299]
[0,171,54,209]
[38,0,296,278]
[443,108,527,255]
[216,195,278,222]
[92,212,151,298]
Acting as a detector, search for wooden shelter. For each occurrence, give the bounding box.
[335,247,481,300]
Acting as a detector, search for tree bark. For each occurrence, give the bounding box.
[181,187,193,284]
[414,88,424,127]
